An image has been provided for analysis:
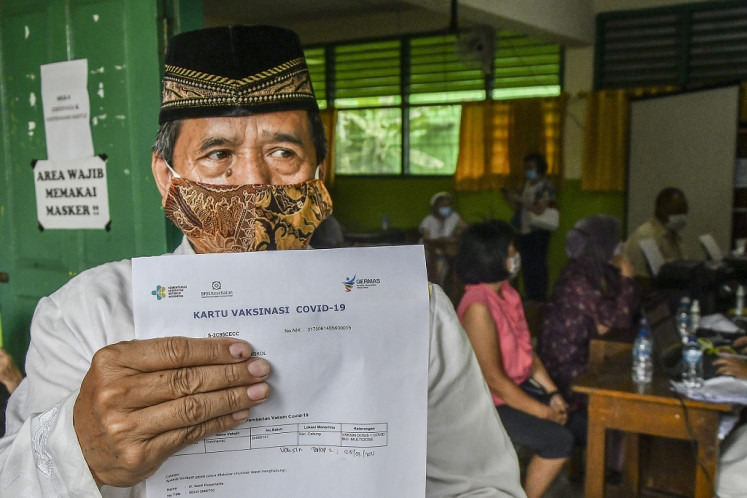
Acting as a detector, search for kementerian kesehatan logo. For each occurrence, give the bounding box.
[151,285,166,300]
[151,284,187,299]
[343,275,356,292]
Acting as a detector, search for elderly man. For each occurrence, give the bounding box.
[623,187,689,278]
[0,26,523,497]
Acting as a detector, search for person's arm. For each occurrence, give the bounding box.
[425,285,525,497]
[0,260,270,494]
[461,302,562,423]
[528,352,568,423]
[0,349,23,394]
[582,258,640,334]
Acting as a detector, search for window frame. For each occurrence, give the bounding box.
[306,29,564,177]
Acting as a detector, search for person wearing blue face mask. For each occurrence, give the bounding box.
[623,187,689,279]
[503,153,557,302]
[419,192,467,295]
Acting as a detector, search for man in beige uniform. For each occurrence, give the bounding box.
[624,187,689,278]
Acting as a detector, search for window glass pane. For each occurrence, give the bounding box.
[409,89,485,104]
[335,108,402,175]
[409,105,460,176]
[492,85,561,100]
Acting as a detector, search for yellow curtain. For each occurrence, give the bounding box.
[581,86,678,191]
[455,96,567,192]
[319,107,337,187]
[581,90,629,191]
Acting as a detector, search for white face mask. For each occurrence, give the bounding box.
[438,206,453,218]
[507,253,521,279]
[666,214,688,232]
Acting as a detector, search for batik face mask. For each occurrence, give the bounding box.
[163,165,333,253]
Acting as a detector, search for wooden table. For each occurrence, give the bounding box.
[573,341,733,497]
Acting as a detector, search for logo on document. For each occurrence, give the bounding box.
[342,274,381,291]
[342,275,356,292]
[151,285,166,300]
[201,280,233,299]
[151,284,187,300]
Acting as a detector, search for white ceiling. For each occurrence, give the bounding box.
[202,0,597,46]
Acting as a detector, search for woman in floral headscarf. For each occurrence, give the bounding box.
[538,214,641,427]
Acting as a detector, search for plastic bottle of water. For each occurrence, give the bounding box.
[736,285,744,317]
[632,319,654,384]
[682,336,704,390]
[676,296,691,344]
[689,299,701,337]
[380,214,389,231]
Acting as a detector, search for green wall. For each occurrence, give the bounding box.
[328,176,625,294]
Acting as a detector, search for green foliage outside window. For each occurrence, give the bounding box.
[307,30,561,176]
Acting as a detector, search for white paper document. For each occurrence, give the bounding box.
[132,245,430,497]
[40,59,94,160]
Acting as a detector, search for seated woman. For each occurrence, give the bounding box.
[537,214,640,440]
[419,192,466,292]
[454,219,574,498]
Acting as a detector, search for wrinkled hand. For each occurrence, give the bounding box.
[73,337,270,488]
[0,348,23,393]
[713,356,747,380]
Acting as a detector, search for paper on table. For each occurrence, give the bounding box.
[132,245,430,497]
[638,237,664,277]
[671,376,747,405]
[700,313,743,334]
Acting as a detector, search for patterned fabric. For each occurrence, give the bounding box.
[164,177,332,253]
[518,178,555,235]
[161,58,315,117]
[158,26,319,123]
[457,283,534,406]
[537,259,640,411]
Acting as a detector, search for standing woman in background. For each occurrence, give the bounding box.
[503,153,556,302]
[455,220,574,498]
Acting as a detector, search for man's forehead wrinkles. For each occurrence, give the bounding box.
[262,130,304,146]
[197,136,240,152]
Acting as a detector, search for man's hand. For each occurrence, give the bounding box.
[713,355,747,380]
[733,336,747,354]
[73,337,270,488]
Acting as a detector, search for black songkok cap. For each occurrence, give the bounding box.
[159,25,318,124]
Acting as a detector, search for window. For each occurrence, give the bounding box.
[307,30,562,176]
[596,1,747,90]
